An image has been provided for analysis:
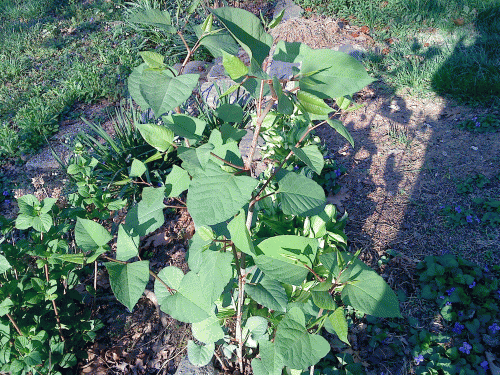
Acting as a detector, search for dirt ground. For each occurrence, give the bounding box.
[0,4,499,375]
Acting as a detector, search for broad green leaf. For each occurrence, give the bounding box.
[227,210,255,255]
[273,76,293,115]
[245,316,268,339]
[139,51,165,70]
[242,76,271,99]
[194,25,240,58]
[269,9,285,29]
[116,224,139,262]
[0,298,13,316]
[105,261,150,312]
[197,226,215,242]
[125,186,165,237]
[251,340,284,375]
[326,308,349,345]
[156,271,213,323]
[219,83,241,99]
[291,145,324,175]
[336,96,351,110]
[299,49,374,99]
[222,51,249,80]
[187,161,257,226]
[31,213,53,232]
[192,313,224,344]
[245,275,287,313]
[178,144,214,176]
[24,350,42,367]
[51,253,85,265]
[59,353,77,368]
[164,165,190,198]
[16,194,39,216]
[201,13,213,32]
[198,250,233,303]
[319,251,354,280]
[128,8,176,33]
[163,113,206,144]
[129,159,147,178]
[215,103,244,123]
[254,235,318,285]
[15,214,33,230]
[208,130,244,169]
[341,259,402,318]
[297,91,332,115]
[136,123,174,153]
[75,218,112,252]
[40,197,56,213]
[188,0,202,14]
[155,266,184,304]
[128,64,150,110]
[275,307,330,370]
[140,70,199,117]
[220,123,247,142]
[327,119,354,148]
[211,7,273,66]
[277,172,326,216]
[187,341,214,367]
[311,291,336,310]
[273,41,313,63]
[187,232,212,273]
[0,254,11,273]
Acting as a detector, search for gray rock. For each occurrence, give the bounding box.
[268,60,299,80]
[337,44,366,62]
[174,356,217,375]
[273,0,303,21]
[199,79,250,109]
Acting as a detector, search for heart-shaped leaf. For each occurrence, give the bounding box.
[105,261,150,312]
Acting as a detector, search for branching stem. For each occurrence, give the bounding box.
[7,313,22,336]
[44,263,65,343]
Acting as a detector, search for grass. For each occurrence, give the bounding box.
[0,0,142,159]
[297,0,500,105]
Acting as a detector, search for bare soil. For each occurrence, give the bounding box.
[1,4,499,375]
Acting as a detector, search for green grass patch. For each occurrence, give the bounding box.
[298,0,500,104]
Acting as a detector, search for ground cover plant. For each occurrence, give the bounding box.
[296,0,500,105]
[0,0,140,159]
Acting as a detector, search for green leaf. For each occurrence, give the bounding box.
[277,172,326,216]
[341,259,402,318]
[0,255,11,273]
[128,64,150,110]
[273,76,294,115]
[139,51,165,70]
[268,9,285,29]
[59,353,77,368]
[327,308,349,344]
[137,123,174,153]
[187,161,257,226]
[245,316,268,339]
[156,270,213,323]
[165,165,190,198]
[275,307,330,370]
[252,340,284,375]
[198,250,233,303]
[31,213,53,232]
[51,253,85,265]
[327,119,354,148]
[0,298,13,316]
[163,114,206,145]
[211,7,273,66]
[222,51,249,80]
[208,130,244,169]
[15,214,33,230]
[273,41,313,63]
[299,49,374,99]
[194,25,240,58]
[245,275,287,313]
[178,144,214,176]
[128,8,176,33]
[124,186,165,237]
[311,291,336,310]
[291,145,324,175]
[197,226,215,242]
[105,261,150,312]
[220,123,247,143]
[140,70,199,117]
[187,341,214,367]
[16,194,39,216]
[297,91,332,115]
[75,218,112,252]
[214,103,244,123]
[187,232,212,273]
[155,266,184,305]
[40,197,56,213]
[192,313,224,344]
[254,235,318,285]
[227,210,255,256]
[129,159,147,178]
[116,224,139,262]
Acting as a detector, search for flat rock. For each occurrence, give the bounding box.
[273,0,304,21]
[174,356,217,375]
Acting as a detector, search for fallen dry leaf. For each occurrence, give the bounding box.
[453,18,465,26]
[360,25,370,34]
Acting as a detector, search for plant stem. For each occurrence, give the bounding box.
[44,263,65,343]
[7,313,22,336]
[235,253,246,373]
[210,152,248,171]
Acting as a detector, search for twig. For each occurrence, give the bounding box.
[235,253,246,373]
[7,313,22,336]
[210,152,248,171]
[44,263,65,343]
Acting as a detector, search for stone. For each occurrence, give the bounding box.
[273,0,304,21]
[174,356,217,375]
[336,44,365,62]
[267,60,299,80]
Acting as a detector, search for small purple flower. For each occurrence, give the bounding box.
[439,296,445,299]
[459,342,472,354]
[466,215,473,223]
[90,17,94,22]
[458,311,464,316]
[334,169,342,177]
[446,301,452,306]
[452,322,465,334]
[489,323,500,333]
[485,265,489,272]
[2,191,8,196]
[475,217,481,223]
[469,281,476,288]
[475,120,481,127]
[157,182,162,187]
[481,360,489,370]
[446,287,456,296]
[4,199,10,204]
[414,354,424,365]
[455,206,462,213]
[439,205,445,209]
[294,165,299,171]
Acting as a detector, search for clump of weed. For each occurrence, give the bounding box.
[457,114,500,133]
